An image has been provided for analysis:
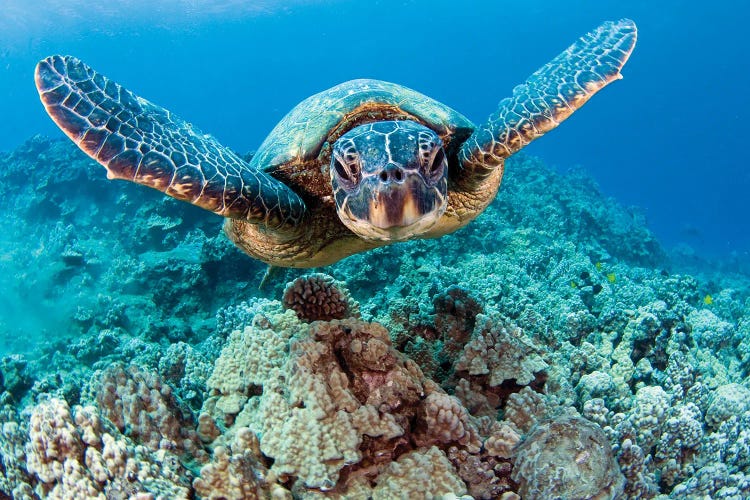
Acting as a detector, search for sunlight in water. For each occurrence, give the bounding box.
[0,0,332,50]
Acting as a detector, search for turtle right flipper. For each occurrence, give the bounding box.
[459,19,637,184]
[35,55,307,230]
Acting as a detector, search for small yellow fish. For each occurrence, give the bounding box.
[606,273,617,283]
[704,294,713,305]
[595,262,603,271]
[570,280,578,289]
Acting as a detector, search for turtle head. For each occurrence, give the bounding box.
[330,120,448,241]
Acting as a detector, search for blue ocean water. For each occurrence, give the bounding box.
[3,2,750,498]
[1,0,747,259]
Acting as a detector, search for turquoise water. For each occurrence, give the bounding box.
[1,0,748,258]
[1,2,749,498]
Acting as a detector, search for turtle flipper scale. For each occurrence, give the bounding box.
[35,55,307,229]
[459,19,637,182]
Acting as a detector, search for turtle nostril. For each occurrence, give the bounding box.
[379,167,405,183]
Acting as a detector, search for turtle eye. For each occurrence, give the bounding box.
[426,148,446,182]
[333,157,360,186]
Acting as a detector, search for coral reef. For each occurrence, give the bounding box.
[200,301,488,494]
[512,415,625,499]
[22,397,193,498]
[0,136,260,361]
[88,364,206,461]
[1,138,750,498]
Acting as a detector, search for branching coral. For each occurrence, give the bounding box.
[256,318,424,490]
[432,285,483,358]
[25,398,84,488]
[413,392,480,453]
[705,383,750,430]
[617,438,658,498]
[0,405,32,498]
[389,285,482,384]
[206,301,301,420]
[373,446,467,498]
[626,385,671,451]
[503,386,550,435]
[447,418,519,499]
[687,308,736,350]
[653,403,704,487]
[157,341,212,411]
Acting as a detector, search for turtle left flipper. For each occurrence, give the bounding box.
[459,19,637,184]
[35,55,307,231]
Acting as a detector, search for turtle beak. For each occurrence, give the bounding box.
[369,184,424,229]
[356,171,446,241]
[335,166,448,242]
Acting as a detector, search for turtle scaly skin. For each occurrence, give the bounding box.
[459,19,638,185]
[35,56,307,231]
[35,19,637,268]
[329,120,449,241]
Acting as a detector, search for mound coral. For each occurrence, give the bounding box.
[199,300,515,496]
[511,415,625,499]
[282,273,358,322]
[23,397,192,498]
[89,363,206,462]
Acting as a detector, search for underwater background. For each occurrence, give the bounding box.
[1,1,749,499]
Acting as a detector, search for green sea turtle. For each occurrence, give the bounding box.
[35,19,636,268]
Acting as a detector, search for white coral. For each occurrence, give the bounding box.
[455,314,547,387]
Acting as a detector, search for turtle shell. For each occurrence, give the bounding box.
[249,79,475,203]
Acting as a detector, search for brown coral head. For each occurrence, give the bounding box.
[282,273,358,322]
[413,392,481,453]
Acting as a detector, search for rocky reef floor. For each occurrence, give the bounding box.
[1,136,749,498]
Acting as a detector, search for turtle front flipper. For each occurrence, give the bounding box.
[35,55,307,230]
[459,19,637,184]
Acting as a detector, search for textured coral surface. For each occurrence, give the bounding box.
[2,138,750,498]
